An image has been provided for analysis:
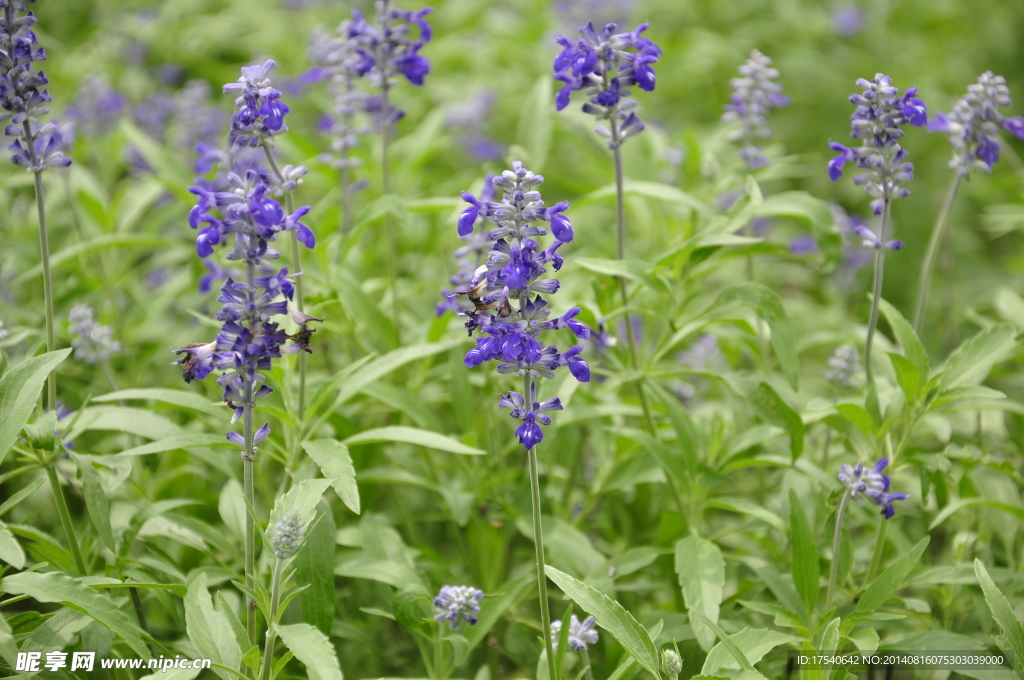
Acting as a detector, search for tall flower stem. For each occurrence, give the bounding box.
[25,132,56,411]
[863,198,892,390]
[243,256,259,655]
[825,491,850,611]
[379,81,401,344]
[525,372,557,680]
[581,647,596,680]
[45,465,86,574]
[912,173,962,333]
[261,146,308,437]
[259,559,284,680]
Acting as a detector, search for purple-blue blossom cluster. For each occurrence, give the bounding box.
[437,175,495,316]
[722,49,790,168]
[452,162,591,449]
[838,457,908,519]
[828,74,926,218]
[0,0,71,172]
[174,66,323,449]
[224,59,292,148]
[68,305,120,364]
[552,22,661,148]
[433,585,483,629]
[550,615,599,652]
[928,71,1024,175]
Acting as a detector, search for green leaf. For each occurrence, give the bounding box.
[701,628,800,676]
[749,382,805,461]
[296,501,336,636]
[335,557,423,589]
[576,257,670,294]
[516,76,553,172]
[72,453,116,552]
[937,324,1018,390]
[218,479,246,541]
[706,497,787,533]
[309,341,460,434]
[788,489,819,618]
[716,284,799,390]
[276,622,344,680]
[0,571,149,658]
[184,572,243,680]
[0,477,43,517]
[268,479,333,531]
[888,353,922,401]
[343,426,485,455]
[13,235,174,285]
[545,566,661,679]
[463,576,532,652]
[304,439,360,514]
[851,537,929,620]
[0,519,24,569]
[975,559,1024,674]
[687,610,755,673]
[64,406,186,442]
[0,349,72,465]
[929,498,1024,530]
[93,388,224,416]
[878,299,929,378]
[674,534,726,652]
[115,433,232,457]
[582,180,711,216]
[834,403,876,435]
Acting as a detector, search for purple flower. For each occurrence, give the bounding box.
[722,50,790,168]
[553,22,661,148]
[0,2,70,173]
[223,60,294,148]
[832,3,864,36]
[433,585,483,629]
[551,615,599,652]
[929,72,1024,175]
[65,74,125,135]
[828,74,924,225]
[68,305,120,364]
[449,163,589,449]
[838,458,909,518]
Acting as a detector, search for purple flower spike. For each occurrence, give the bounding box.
[0,4,72,172]
[433,585,483,629]
[929,72,1024,175]
[723,50,789,168]
[827,74,924,245]
[552,21,661,148]
[838,457,909,519]
[447,165,589,450]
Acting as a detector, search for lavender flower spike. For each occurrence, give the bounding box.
[838,458,909,518]
[722,50,790,168]
[223,59,293,148]
[453,163,591,449]
[0,0,71,171]
[433,585,483,629]
[550,615,599,652]
[928,71,1024,175]
[553,22,661,147]
[68,305,120,364]
[827,74,926,215]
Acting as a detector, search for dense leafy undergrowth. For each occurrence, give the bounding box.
[1,1,1024,679]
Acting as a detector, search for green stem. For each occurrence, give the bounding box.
[912,173,962,334]
[33,166,56,410]
[863,198,892,390]
[581,647,595,680]
[259,559,284,680]
[864,519,888,585]
[380,81,401,345]
[825,491,850,611]
[46,465,86,574]
[526,376,557,680]
[434,623,443,680]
